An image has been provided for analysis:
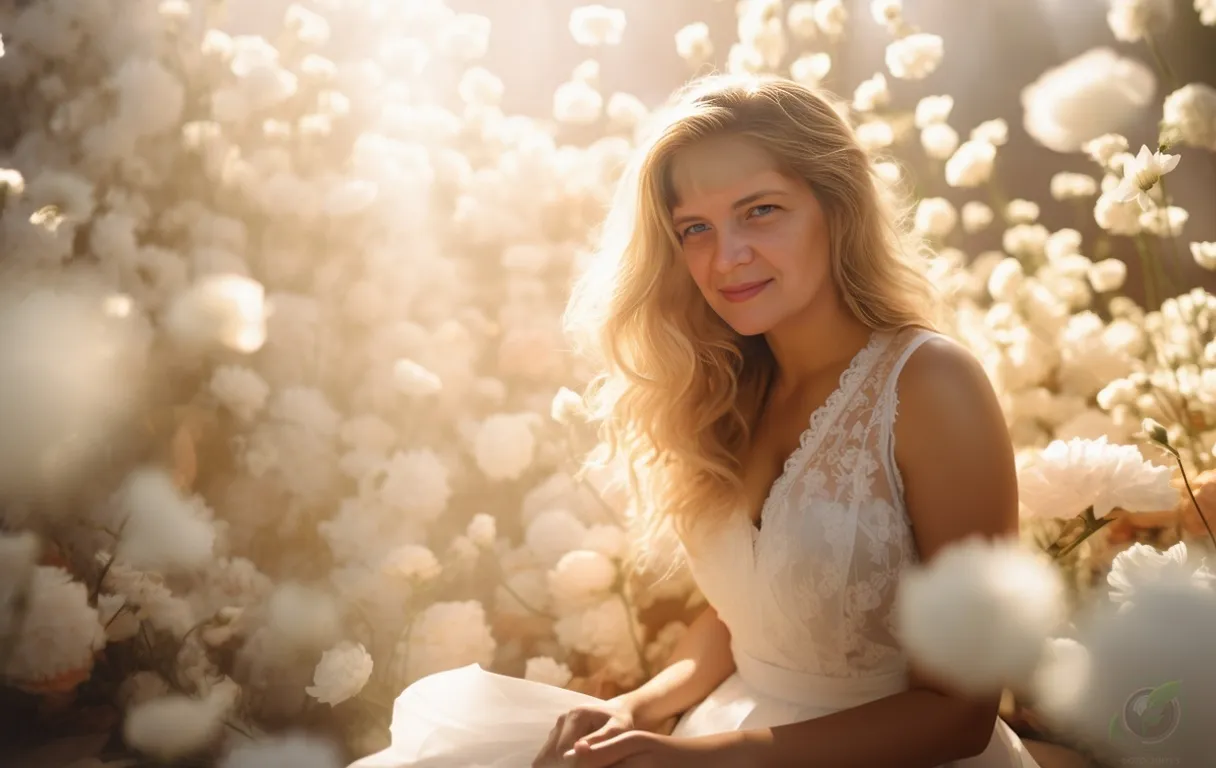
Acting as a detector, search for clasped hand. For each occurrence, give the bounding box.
[531,701,745,768]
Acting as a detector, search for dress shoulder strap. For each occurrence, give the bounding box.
[874,328,938,505]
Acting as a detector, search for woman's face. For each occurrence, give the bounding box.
[668,134,833,337]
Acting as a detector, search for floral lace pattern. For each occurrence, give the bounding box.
[684,328,937,679]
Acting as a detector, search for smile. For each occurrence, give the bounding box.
[719,279,773,303]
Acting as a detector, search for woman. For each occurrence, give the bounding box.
[352,74,1043,768]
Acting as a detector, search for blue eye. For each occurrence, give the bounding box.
[749,204,778,218]
[680,222,709,239]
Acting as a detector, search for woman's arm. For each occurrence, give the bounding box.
[612,603,737,733]
[730,337,1020,767]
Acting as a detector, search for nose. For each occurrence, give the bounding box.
[712,229,755,274]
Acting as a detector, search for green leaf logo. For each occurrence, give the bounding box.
[1140,680,1180,729]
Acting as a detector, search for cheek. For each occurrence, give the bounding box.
[680,241,716,290]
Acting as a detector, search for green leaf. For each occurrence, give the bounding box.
[1145,680,1181,717]
[1108,712,1125,742]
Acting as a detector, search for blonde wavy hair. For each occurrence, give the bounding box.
[565,74,940,571]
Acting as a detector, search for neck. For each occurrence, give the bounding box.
[763,289,873,390]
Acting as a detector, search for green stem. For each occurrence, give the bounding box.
[1173,452,1216,550]
[1054,517,1113,560]
[1144,32,1179,91]
[1134,235,1161,309]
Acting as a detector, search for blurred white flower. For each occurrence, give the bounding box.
[549,549,618,613]
[674,21,713,63]
[209,365,270,422]
[885,33,943,80]
[1050,172,1099,200]
[405,600,497,684]
[474,413,537,481]
[378,449,451,522]
[1005,199,1040,224]
[1107,542,1215,609]
[920,123,959,160]
[1106,0,1173,42]
[1094,190,1143,235]
[524,656,573,688]
[961,201,994,233]
[550,387,586,425]
[3,566,105,691]
[380,545,441,582]
[1087,259,1128,293]
[1003,223,1049,261]
[467,513,497,548]
[393,358,443,397]
[124,682,235,761]
[306,641,373,705]
[786,2,819,39]
[914,95,954,128]
[220,733,342,768]
[553,79,603,125]
[1082,133,1130,167]
[988,258,1025,303]
[873,161,901,186]
[1020,48,1155,153]
[458,67,504,107]
[441,14,492,59]
[852,73,889,112]
[583,524,628,560]
[1139,205,1188,237]
[266,582,342,652]
[1192,242,1216,271]
[98,592,140,642]
[117,671,172,711]
[164,274,268,353]
[570,5,627,46]
[1198,0,1216,25]
[896,537,1065,696]
[970,119,1009,146]
[116,467,216,572]
[945,139,996,187]
[285,4,331,45]
[554,597,642,686]
[1017,436,1176,519]
[871,0,903,28]
[855,120,895,152]
[1112,144,1180,210]
[527,509,590,566]
[914,197,957,238]
[814,0,848,36]
[606,92,647,129]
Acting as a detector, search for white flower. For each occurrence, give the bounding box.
[1107,542,1215,608]
[124,684,234,760]
[549,550,618,613]
[970,118,1009,146]
[920,123,959,160]
[525,656,573,688]
[914,95,954,128]
[116,467,216,572]
[988,258,1025,303]
[855,120,895,152]
[220,734,342,768]
[569,5,627,46]
[871,0,903,27]
[606,92,646,129]
[378,449,451,522]
[1112,145,1181,210]
[1139,205,1188,237]
[1193,242,1216,271]
[1198,0,1216,25]
[209,365,270,421]
[1106,0,1173,42]
[553,79,602,125]
[380,545,441,582]
[814,0,848,36]
[1050,172,1099,200]
[1082,133,1130,167]
[99,593,141,642]
[674,22,713,63]
[1087,258,1128,293]
[945,139,996,187]
[1020,48,1155,153]
[285,4,331,45]
[440,14,492,59]
[117,671,172,711]
[164,274,268,353]
[1003,223,1049,260]
[1017,436,1176,519]
[526,509,590,566]
[582,524,628,560]
[3,566,105,689]
[1030,637,1091,723]
[1093,190,1143,235]
[961,201,994,233]
[405,601,497,684]
[467,513,497,548]
[306,641,373,705]
[786,2,819,39]
[393,358,442,397]
[474,413,537,481]
[852,73,889,112]
[914,197,957,238]
[266,583,341,652]
[1005,199,1040,224]
[884,33,943,80]
[895,537,1065,696]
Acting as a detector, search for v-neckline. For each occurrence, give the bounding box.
[748,330,890,539]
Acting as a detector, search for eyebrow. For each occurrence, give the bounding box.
[670,189,787,227]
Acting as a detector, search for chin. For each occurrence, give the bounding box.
[717,309,779,337]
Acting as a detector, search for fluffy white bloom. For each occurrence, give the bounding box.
[220,734,342,768]
[457,67,504,107]
[393,358,443,397]
[467,513,497,548]
[945,139,996,187]
[1093,190,1143,235]
[124,682,236,761]
[1005,199,1040,224]
[1193,242,1216,271]
[582,524,628,560]
[786,2,819,39]
[306,641,373,705]
[920,123,959,160]
[1087,258,1128,293]
[117,671,172,711]
[1106,0,1173,42]
[266,582,342,652]
[1050,172,1099,200]
[116,467,216,572]
[378,449,451,521]
[914,95,954,128]
[871,0,903,27]
[988,258,1025,302]
[913,197,957,238]
[209,365,270,421]
[674,21,713,63]
[1017,436,1176,519]
[961,201,994,233]
[441,14,492,59]
[852,73,889,112]
[570,5,627,46]
[970,118,1009,146]
[98,592,140,642]
[526,509,590,566]
[285,4,331,45]
[855,120,894,152]
[554,597,642,679]
[1020,48,1155,153]
[1003,224,1049,261]
[380,545,441,581]
[164,274,268,353]
[1112,144,1180,210]
[553,79,602,125]
[606,92,646,128]
[1198,0,1216,24]
[474,413,537,481]
[1162,83,1216,150]
[884,33,943,80]
[405,601,497,684]
[814,0,848,36]
[1107,542,1215,608]
[3,566,105,690]
[549,550,618,613]
[524,656,573,688]
[1082,133,1130,167]
[896,537,1065,696]
[1139,205,1188,237]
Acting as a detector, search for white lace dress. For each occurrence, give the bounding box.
[350,328,1040,768]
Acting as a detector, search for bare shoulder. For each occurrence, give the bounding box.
[893,332,1017,554]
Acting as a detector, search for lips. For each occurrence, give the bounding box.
[719,279,772,303]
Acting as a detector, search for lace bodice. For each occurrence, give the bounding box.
[683,327,937,679]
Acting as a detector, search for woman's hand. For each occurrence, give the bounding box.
[563,731,748,768]
[530,699,638,767]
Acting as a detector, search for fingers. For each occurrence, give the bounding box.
[568,730,650,768]
[554,710,596,755]
[531,715,565,767]
[572,722,624,753]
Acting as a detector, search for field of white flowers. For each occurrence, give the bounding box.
[1,0,1215,766]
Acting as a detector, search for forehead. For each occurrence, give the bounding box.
[667,135,791,210]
